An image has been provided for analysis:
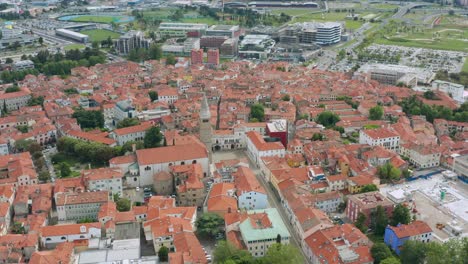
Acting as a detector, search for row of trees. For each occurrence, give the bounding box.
[400,95,468,123]
[355,204,411,235]
[127,44,163,62]
[56,137,116,166]
[72,109,105,129]
[214,241,303,264]
[1,47,106,83]
[399,237,468,264]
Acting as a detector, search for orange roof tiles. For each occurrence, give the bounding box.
[136,143,207,165]
[389,221,432,238]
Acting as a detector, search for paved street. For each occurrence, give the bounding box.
[212,150,310,263]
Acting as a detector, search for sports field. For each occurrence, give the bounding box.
[81,29,121,42]
[59,15,134,23]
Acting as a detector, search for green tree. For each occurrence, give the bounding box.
[38,171,51,182]
[5,58,13,64]
[371,243,393,264]
[369,105,384,120]
[38,37,43,45]
[196,213,225,237]
[165,54,177,65]
[148,91,158,101]
[263,243,303,264]
[360,184,378,193]
[116,197,131,212]
[59,162,71,177]
[311,133,324,141]
[16,125,28,133]
[213,241,253,264]
[355,212,367,233]
[390,204,411,226]
[316,111,340,128]
[281,94,290,101]
[400,240,426,264]
[5,85,20,93]
[148,43,162,60]
[10,222,25,234]
[377,163,401,183]
[158,246,169,262]
[380,257,401,264]
[250,103,265,122]
[144,126,163,148]
[423,90,437,100]
[116,118,140,128]
[72,109,104,129]
[77,217,95,223]
[374,205,388,236]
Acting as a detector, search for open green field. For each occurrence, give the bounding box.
[64,44,86,50]
[375,16,468,52]
[291,12,367,30]
[462,58,468,73]
[81,29,121,42]
[369,3,398,9]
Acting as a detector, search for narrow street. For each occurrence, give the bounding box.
[212,150,310,263]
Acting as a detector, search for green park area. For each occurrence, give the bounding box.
[81,29,121,42]
[374,16,468,52]
[462,58,468,73]
[288,11,365,30]
[369,3,398,10]
[64,44,86,51]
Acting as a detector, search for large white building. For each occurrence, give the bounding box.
[359,127,400,152]
[158,23,208,38]
[234,167,268,210]
[111,122,153,146]
[400,143,441,169]
[40,222,101,248]
[56,191,110,221]
[135,142,209,186]
[0,88,32,112]
[432,80,465,104]
[82,168,124,196]
[245,131,285,166]
[315,22,342,45]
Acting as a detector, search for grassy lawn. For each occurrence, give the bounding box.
[370,3,398,9]
[462,57,468,73]
[291,12,371,30]
[81,29,121,42]
[142,9,175,19]
[64,44,86,50]
[70,15,127,23]
[179,17,220,25]
[271,8,318,16]
[375,26,468,51]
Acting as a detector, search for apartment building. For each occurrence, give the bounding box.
[0,88,32,112]
[246,131,285,166]
[82,167,124,196]
[346,191,394,226]
[114,31,152,55]
[56,191,110,221]
[400,143,441,169]
[158,23,208,38]
[234,166,268,210]
[40,222,101,248]
[359,127,400,152]
[111,122,153,146]
[384,221,433,255]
